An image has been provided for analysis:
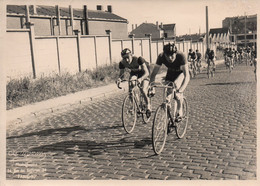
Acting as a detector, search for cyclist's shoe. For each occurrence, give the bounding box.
[146,109,151,118]
[175,114,183,122]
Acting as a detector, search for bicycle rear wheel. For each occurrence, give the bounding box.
[175,97,188,139]
[152,104,168,155]
[122,94,137,134]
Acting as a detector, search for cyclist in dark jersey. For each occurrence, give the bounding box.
[195,49,202,73]
[117,48,151,117]
[150,43,190,120]
[188,49,197,75]
[205,48,216,70]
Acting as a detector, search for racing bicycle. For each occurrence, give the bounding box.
[117,77,151,134]
[150,81,189,155]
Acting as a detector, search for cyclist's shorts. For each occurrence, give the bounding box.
[174,73,184,90]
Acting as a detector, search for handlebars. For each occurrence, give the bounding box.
[149,81,176,90]
[116,79,141,89]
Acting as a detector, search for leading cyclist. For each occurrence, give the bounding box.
[116,48,152,117]
[149,43,190,121]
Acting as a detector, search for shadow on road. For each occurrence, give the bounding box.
[7,122,123,139]
[27,135,153,159]
[205,81,254,86]
[7,126,89,139]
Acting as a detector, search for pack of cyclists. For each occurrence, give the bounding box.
[116,43,257,120]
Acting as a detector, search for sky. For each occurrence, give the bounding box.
[2,0,259,36]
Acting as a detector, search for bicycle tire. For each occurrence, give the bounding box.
[152,104,168,155]
[175,97,189,139]
[122,94,137,134]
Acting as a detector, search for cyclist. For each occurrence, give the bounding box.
[195,49,202,73]
[246,46,251,65]
[233,48,238,67]
[149,43,190,121]
[116,48,152,117]
[224,47,228,65]
[205,48,215,72]
[227,48,234,69]
[187,49,197,76]
[251,46,257,80]
[238,47,243,63]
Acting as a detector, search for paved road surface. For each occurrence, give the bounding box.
[6,63,257,180]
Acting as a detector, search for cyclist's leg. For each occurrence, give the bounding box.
[140,78,151,111]
[173,73,184,117]
[212,59,216,71]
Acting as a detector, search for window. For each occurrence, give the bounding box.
[237,35,245,40]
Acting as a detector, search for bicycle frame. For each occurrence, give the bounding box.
[151,82,177,120]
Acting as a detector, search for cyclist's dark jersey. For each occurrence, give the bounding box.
[188,52,196,60]
[227,50,233,57]
[119,56,149,78]
[207,50,214,60]
[156,52,187,82]
[252,50,257,58]
[224,48,228,56]
[196,52,202,60]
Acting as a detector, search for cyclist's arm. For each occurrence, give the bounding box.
[118,69,125,80]
[150,64,161,83]
[139,63,149,81]
[179,64,190,93]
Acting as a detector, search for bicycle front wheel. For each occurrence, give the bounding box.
[175,97,189,139]
[141,95,151,124]
[122,94,137,134]
[152,104,168,155]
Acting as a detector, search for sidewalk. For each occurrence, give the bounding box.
[6,59,224,124]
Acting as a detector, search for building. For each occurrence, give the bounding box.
[222,14,257,47]
[209,28,231,48]
[130,22,176,40]
[6,5,128,39]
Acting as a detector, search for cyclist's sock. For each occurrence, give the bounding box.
[146,109,151,118]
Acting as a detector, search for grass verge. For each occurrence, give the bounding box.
[6,63,162,110]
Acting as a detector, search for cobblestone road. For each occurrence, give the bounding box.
[6,63,257,180]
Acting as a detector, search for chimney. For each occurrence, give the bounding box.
[132,24,135,31]
[107,5,112,13]
[97,5,103,11]
[161,22,163,29]
[156,21,159,29]
[135,24,137,29]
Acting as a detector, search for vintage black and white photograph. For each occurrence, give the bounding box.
[0,0,259,185]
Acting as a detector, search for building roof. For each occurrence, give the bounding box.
[209,28,229,36]
[6,5,128,22]
[176,33,205,42]
[161,24,175,30]
[130,23,160,34]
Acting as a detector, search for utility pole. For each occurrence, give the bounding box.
[244,13,247,47]
[206,6,209,50]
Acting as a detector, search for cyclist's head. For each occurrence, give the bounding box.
[121,48,132,63]
[196,49,199,52]
[189,49,192,52]
[163,43,177,56]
